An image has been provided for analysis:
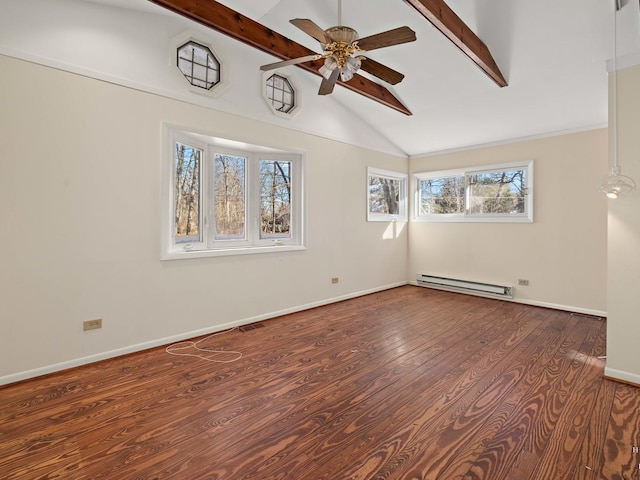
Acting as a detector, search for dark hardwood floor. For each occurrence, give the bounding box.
[2,286,640,479]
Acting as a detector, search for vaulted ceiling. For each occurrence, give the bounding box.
[77,0,640,155]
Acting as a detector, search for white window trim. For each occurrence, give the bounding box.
[413,160,534,223]
[161,125,306,260]
[367,167,408,222]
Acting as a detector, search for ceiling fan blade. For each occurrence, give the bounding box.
[357,26,416,52]
[260,54,322,71]
[290,18,330,44]
[359,57,405,85]
[318,68,340,96]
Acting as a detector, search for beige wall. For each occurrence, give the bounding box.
[1,0,626,386]
[0,56,408,383]
[1,54,626,385]
[606,61,640,385]
[409,129,609,314]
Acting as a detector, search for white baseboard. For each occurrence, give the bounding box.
[604,367,640,386]
[409,281,607,317]
[0,282,407,387]
[507,298,606,318]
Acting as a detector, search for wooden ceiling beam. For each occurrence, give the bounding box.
[403,0,508,87]
[148,0,412,115]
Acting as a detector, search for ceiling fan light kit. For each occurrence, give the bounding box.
[319,54,362,82]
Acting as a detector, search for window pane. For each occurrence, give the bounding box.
[174,143,201,244]
[265,74,295,114]
[369,175,400,215]
[420,176,465,215]
[260,160,291,238]
[177,41,220,90]
[467,169,526,215]
[193,64,207,82]
[214,154,246,239]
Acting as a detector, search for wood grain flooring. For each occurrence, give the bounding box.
[1,286,640,479]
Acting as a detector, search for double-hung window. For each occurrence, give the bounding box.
[414,161,533,222]
[163,128,304,259]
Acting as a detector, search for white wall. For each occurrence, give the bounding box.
[0,55,408,383]
[409,129,608,314]
[606,58,640,385]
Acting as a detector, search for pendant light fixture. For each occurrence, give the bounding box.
[599,0,636,199]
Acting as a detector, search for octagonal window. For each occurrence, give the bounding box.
[265,74,296,114]
[177,41,221,90]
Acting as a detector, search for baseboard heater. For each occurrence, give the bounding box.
[416,274,513,299]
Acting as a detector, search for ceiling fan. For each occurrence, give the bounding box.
[260,3,416,96]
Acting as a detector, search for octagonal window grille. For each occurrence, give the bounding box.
[265,74,295,114]
[177,41,220,90]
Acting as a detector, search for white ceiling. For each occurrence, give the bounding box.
[82,0,640,156]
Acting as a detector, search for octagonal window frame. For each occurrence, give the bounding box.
[171,31,227,98]
[262,71,300,118]
[177,40,221,91]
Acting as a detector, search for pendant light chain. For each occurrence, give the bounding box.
[612,0,619,172]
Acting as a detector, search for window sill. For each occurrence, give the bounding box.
[413,215,533,223]
[161,244,306,261]
[367,215,407,222]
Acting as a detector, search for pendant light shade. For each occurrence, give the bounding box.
[598,166,637,199]
[319,55,339,79]
[340,55,362,81]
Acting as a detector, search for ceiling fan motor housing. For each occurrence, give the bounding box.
[325,26,359,43]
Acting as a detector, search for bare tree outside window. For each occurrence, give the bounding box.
[420,176,465,215]
[174,143,201,243]
[369,176,400,215]
[214,154,246,239]
[467,170,526,214]
[367,168,407,221]
[260,160,291,238]
[415,161,532,222]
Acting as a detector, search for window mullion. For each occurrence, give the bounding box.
[205,145,214,249]
[464,174,471,216]
[247,154,257,245]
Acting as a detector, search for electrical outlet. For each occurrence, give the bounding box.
[331,277,339,284]
[83,319,102,331]
[518,279,529,286]
[633,446,639,454]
